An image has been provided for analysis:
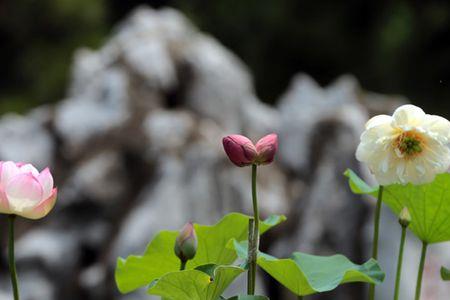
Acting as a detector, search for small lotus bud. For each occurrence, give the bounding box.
[398,207,411,227]
[174,222,198,262]
[222,133,278,167]
[255,133,278,165]
[222,135,258,167]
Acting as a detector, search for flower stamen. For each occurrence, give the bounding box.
[394,131,424,158]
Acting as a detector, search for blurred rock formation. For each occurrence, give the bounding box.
[2,6,445,300]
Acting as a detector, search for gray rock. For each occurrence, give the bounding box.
[79,264,107,299]
[277,74,367,174]
[16,271,55,300]
[0,112,54,168]
[16,228,78,274]
[143,110,195,156]
[182,34,255,131]
[0,291,11,300]
[111,156,187,260]
[241,98,281,139]
[69,48,106,97]
[55,67,130,155]
[124,40,177,91]
[61,151,127,205]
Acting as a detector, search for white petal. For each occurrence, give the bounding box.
[38,168,54,200]
[5,173,43,213]
[375,166,400,185]
[356,137,390,163]
[355,142,371,162]
[380,155,390,173]
[0,161,20,187]
[365,115,392,129]
[396,161,406,177]
[422,115,450,141]
[19,164,40,177]
[392,104,425,127]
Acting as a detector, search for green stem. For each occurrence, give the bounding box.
[414,242,428,300]
[394,226,407,300]
[297,296,303,300]
[180,260,186,271]
[247,164,259,295]
[8,215,19,300]
[369,185,384,300]
[247,219,255,294]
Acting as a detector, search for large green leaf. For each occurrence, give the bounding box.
[345,169,450,244]
[147,265,244,300]
[259,253,384,296]
[116,213,286,293]
[230,240,384,297]
[441,266,450,281]
[116,231,179,293]
[189,213,286,268]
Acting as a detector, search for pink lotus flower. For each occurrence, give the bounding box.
[0,161,57,219]
[222,133,278,167]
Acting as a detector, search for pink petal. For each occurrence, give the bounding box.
[222,134,257,167]
[0,186,10,214]
[20,188,57,220]
[255,133,278,165]
[19,164,40,177]
[38,168,54,200]
[5,173,44,206]
[0,161,20,187]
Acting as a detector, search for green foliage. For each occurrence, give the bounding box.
[441,266,450,281]
[230,240,384,297]
[189,213,286,268]
[345,169,450,244]
[116,231,179,293]
[0,0,107,114]
[259,253,384,296]
[227,296,269,300]
[343,169,379,195]
[147,265,245,300]
[115,213,286,293]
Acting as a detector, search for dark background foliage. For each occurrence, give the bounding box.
[1,0,450,114]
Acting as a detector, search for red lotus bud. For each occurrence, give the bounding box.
[174,222,198,262]
[222,133,278,167]
[255,133,278,165]
[222,135,258,167]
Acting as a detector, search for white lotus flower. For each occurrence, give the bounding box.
[356,104,450,185]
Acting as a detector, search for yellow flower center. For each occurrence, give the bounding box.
[393,131,424,158]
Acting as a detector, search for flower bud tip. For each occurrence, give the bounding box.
[174,222,198,262]
[398,207,411,227]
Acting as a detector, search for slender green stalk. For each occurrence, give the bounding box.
[393,226,407,300]
[297,296,303,300]
[247,219,255,294]
[372,186,384,259]
[8,215,19,300]
[369,185,384,300]
[247,164,259,295]
[414,242,428,300]
[180,260,186,271]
